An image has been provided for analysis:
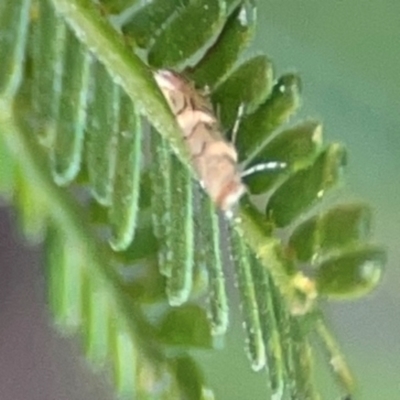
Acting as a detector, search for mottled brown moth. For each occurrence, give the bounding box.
[154,69,284,214]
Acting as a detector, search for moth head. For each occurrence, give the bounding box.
[153,69,189,115]
[153,69,185,91]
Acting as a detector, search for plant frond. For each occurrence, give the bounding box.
[0,0,387,399]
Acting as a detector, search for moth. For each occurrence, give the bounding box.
[153,69,284,214]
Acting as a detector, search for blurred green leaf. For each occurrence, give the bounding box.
[114,210,159,264]
[172,356,212,400]
[285,317,318,400]
[0,135,15,199]
[158,304,213,348]
[118,261,167,304]
[99,0,139,15]
[13,168,47,243]
[0,0,30,97]
[110,323,137,397]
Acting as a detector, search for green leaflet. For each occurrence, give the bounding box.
[288,203,373,263]
[267,143,347,227]
[284,317,318,400]
[122,0,191,49]
[99,0,139,15]
[46,226,84,331]
[30,0,60,140]
[172,356,213,400]
[108,91,142,251]
[316,245,385,298]
[111,325,137,397]
[0,0,31,98]
[51,29,90,185]
[196,191,229,336]
[86,61,120,205]
[150,129,195,305]
[187,3,257,88]
[14,167,47,243]
[115,210,159,265]
[211,55,273,131]
[230,226,266,371]
[249,254,285,396]
[150,130,173,276]
[118,259,168,304]
[165,156,194,306]
[148,0,227,68]
[244,120,323,194]
[236,73,302,161]
[157,304,213,348]
[0,135,15,200]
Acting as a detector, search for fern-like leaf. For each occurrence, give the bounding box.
[0,0,386,399]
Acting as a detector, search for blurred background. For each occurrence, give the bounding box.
[0,1,399,399]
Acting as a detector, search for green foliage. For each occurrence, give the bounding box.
[236,73,302,161]
[0,0,386,399]
[148,0,226,68]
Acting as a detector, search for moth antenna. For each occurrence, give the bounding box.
[241,161,287,178]
[231,102,245,145]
